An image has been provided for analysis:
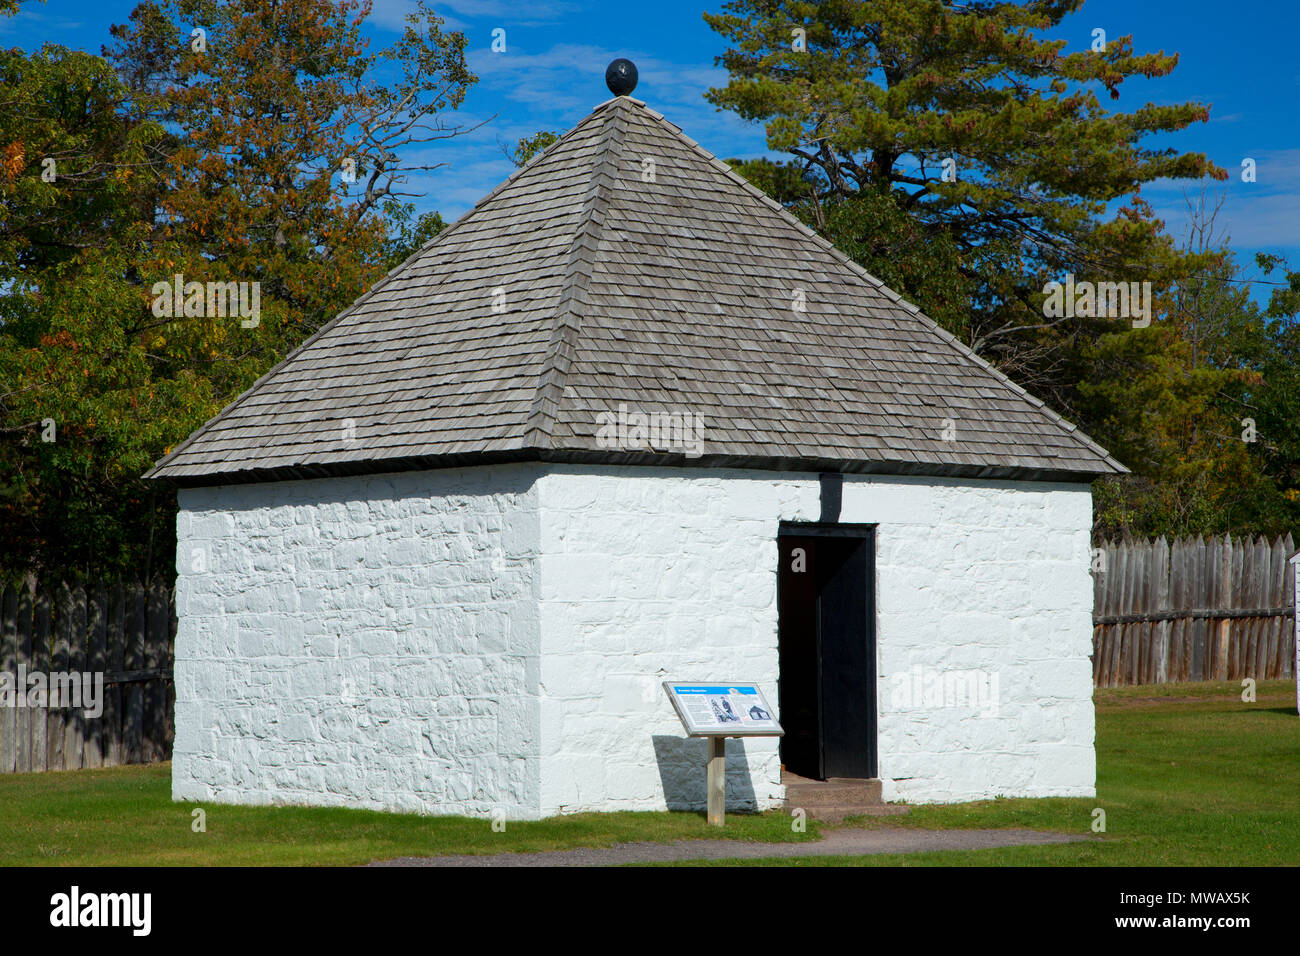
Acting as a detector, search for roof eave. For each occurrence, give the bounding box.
[147,447,1125,489]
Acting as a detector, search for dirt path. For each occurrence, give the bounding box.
[370,827,1089,867]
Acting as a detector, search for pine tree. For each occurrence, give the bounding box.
[705,0,1226,404]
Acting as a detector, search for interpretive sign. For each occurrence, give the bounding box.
[663,682,783,737]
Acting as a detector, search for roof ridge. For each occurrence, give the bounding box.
[523,100,628,447]
[620,104,1126,474]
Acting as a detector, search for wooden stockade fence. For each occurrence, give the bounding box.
[1092,534,1297,687]
[0,578,174,773]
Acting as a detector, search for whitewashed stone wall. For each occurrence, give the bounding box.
[173,462,1095,818]
[172,464,543,818]
[535,470,791,815]
[534,467,1095,810]
[838,475,1097,803]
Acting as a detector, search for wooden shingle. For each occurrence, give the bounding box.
[146,96,1126,485]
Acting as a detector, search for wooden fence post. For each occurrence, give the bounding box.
[105,583,126,767]
[65,584,88,770]
[47,583,70,771]
[125,584,146,765]
[30,588,49,772]
[1,584,17,774]
[84,585,107,769]
[1154,537,1170,684]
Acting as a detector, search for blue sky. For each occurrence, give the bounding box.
[6,0,1298,293]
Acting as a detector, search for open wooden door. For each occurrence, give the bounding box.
[777,523,876,779]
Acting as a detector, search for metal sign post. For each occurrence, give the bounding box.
[663,681,783,827]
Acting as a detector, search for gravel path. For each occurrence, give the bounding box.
[370,827,1089,867]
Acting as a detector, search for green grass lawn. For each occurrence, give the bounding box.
[1,680,1296,866]
[695,679,1300,866]
[0,767,818,866]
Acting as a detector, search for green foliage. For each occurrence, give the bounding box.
[708,0,1299,541]
[728,158,971,336]
[0,0,476,578]
[1082,225,1300,540]
[0,44,161,275]
[102,0,471,346]
[0,248,211,579]
[705,0,1224,389]
[815,190,972,341]
[382,205,447,272]
[0,41,175,578]
[1252,254,1300,507]
[510,129,561,168]
[723,157,807,204]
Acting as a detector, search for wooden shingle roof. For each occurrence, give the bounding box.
[147,95,1125,486]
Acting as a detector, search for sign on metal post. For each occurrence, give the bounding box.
[663,682,783,826]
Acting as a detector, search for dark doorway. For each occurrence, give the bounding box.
[777,523,876,780]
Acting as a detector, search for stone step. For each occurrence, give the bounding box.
[785,787,884,808]
[783,777,883,808]
[781,772,909,821]
[793,805,912,824]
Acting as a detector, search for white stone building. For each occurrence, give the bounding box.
[148,87,1125,819]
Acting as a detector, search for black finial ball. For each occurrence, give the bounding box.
[605,58,638,97]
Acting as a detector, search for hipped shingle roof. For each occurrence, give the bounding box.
[146,95,1125,485]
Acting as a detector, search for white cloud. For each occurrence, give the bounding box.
[366,0,577,33]
[0,6,83,37]
[433,0,577,19]
[367,0,468,32]
[1143,149,1300,251]
[467,42,769,155]
[346,38,776,223]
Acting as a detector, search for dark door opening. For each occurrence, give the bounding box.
[777,523,876,780]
